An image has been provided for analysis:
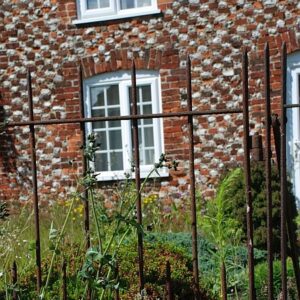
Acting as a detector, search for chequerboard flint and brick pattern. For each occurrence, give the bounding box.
[0,0,299,204]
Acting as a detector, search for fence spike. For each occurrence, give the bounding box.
[242,48,256,300]
[27,70,42,292]
[12,261,17,300]
[280,42,288,300]
[62,259,67,300]
[79,65,91,250]
[187,55,200,299]
[264,42,274,300]
[166,261,173,300]
[131,59,144,291]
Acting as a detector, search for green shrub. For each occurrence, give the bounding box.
[222,162,298,253]
[117,237,212,299]
[255,258,297,299]
[145,232,267,299]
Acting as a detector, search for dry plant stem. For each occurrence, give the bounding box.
[99,227,131,300]
[40,195,76,298]
[3,210,34,270]
[98,168,159,299]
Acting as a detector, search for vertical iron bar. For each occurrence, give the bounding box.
[187,56,200,299]
[264,43,274,300]
[221,262,227,300]
[79,66,91,300]
[131,60,144,290]
[28,70,42,292]
[79,66,90,250]
[62,260,67,300]
[280,42,288,300]
[286,199,300,298]
[271,115,281,170]
[11,261,17,300]
[166,261,173,300]
[242,49,256,300]
[115,263,120,300]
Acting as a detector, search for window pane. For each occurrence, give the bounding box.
[128,86,141,104]
[144,127,154,147]
[110,152,123,171]
[143,104,153,125]
[91,87,104,107]
[96,131,107,150]
[109,130,122,149]
[95,153,108,171]
[107,85,119,105]
[137,0,151,7]
[120,0,134,9]
[145,149,154,165]
[108,107,121,127]
[100,0,110,7]
[141,85,151,102]
[120,0,151,9]
[92,109,105,129]
[87,0,98,9]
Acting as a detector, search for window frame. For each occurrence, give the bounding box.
[75,0,160,24]
[287,52,300,206]
[84,70,168,181]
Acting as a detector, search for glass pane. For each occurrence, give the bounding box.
[137,0,151,7]
[138,128,142,146]
[96,131,107,150]
[141,85,151,102]
[143,104,153,124]
[87,0,98,9]
[100,0,110,8]
[110,152,123,171]
[128,87,140,105]
[107,85,119,105]
[144,149,154,165]
[120,0,134,9]
[144,127,154,147]
[109,130,122,149]
[92,109,105,129]
[95,153,108,171]
[108,107,121,127]
[91,87,104,107]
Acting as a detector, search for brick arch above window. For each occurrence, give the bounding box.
[80,48,180,78]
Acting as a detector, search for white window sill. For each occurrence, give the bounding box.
[95,167,169,182]
[73,9,161,25]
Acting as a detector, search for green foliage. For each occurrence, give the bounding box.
[144,232,267,299]
[198,169,244,298]
[255,258,297,299]
[222,162,298,253]
[199,168,243,258]
[117,238,211,300]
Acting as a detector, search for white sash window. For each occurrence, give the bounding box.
[75,0,159,23]
[287,52,300,206]
[84,71,166,181]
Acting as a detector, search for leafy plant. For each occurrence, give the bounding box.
[117,238,212,300]
[255,258,297,299]
[198,168,244,299]
[222,162,298,253]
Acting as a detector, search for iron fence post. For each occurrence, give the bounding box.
[242,49,256,300]
[27,70,42,292]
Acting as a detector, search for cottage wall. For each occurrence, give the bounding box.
[0,0,300,204]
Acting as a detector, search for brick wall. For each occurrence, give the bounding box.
[0,0,300,204]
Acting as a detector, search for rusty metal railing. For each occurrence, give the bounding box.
[3,43,300,299]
